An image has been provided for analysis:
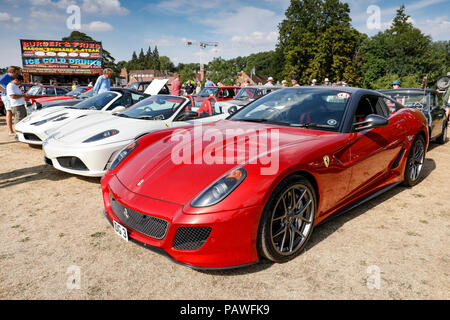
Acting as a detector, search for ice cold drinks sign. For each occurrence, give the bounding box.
[20,39,103,70]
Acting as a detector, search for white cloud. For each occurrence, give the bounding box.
[415,16,450,40]
[29,0,77,8]
[0,11,22,22]
[81,0,129,16]
[81,20,114,32]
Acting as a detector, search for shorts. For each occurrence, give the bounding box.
[12,105,27,125]
[1,95,11,111]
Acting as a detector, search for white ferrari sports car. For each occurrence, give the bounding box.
[42,94,240,177]
[15,88,148,145]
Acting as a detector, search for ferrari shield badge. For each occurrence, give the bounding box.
[323,155,330,168]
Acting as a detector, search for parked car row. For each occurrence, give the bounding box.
[12,84,448,269]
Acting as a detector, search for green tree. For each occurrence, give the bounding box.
[159,56,175,72]
[153,46,160,70]
[361,5,447,89]
[277,0,362,85]
[180,66,195,84]
[145,46,153,69]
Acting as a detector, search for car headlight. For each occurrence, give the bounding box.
[83,130,119,143]
[108,141,138,170]
[191,168,247,207]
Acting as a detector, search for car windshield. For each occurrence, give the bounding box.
[77,88,94,99]
[66,87,86,96]
[117,95,186,120]
[27,86,41,95]
[70,92,118,110]
[382,92,427,107]
[235,88,264,100]
[197,87,219,97]
[229,88,352,131]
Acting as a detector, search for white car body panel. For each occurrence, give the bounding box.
[43,97,238,177]
[14,92,122,145]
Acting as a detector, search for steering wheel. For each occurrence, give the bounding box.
[144,106,154,112]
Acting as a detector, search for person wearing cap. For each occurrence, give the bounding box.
[323,78,330,86]
[265,77,274,86]
[281,80,288,87]
[391,80,401,89]
[292,76,300,87]
[311,79,317,86]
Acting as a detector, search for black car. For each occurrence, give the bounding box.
[379,88,447,144]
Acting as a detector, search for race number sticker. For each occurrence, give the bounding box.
[337,92,351,99]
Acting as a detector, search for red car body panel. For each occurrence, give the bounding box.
[101,101,428,268]
[33,87,91,104]
[194,86,240,104]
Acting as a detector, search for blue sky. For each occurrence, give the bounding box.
[0,0,449,68]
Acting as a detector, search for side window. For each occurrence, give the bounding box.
[374,98,390,117]
[131,93,145,104]
[56,88,67,95]
[354,96,376,123]
[106,95,125,110]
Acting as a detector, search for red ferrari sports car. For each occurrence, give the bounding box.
[101,87,429,269]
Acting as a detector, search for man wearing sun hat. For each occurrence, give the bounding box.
[391,80,401,89]
[265,77,274,86]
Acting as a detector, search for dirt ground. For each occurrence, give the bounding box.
[0,116,448,300]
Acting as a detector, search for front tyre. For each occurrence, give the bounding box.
[403,135,426,187]
[258,175,317,263]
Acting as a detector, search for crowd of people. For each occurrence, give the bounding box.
[2,64,448,138]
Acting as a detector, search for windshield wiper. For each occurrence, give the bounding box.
[115,113,130,118]
[291,123,336,129]
[237,118,293,126]
[138,116,154,120]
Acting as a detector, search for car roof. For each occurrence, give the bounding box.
[239,85,282,89]
[283,86,381,96]
[378,88,437,94]
[203,86,241,89]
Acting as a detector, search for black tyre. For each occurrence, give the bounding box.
[257,174,317,263]
[403,135,426,187]
[436,121,448,144]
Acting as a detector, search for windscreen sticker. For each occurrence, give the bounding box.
[327,119,338,126]
[337,92,351,99]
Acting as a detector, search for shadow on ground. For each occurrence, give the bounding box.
[0,163,100,189]
[199,157,436,276]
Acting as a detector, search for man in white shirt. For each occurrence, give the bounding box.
[265,77,274,86]
[7,74,29,127]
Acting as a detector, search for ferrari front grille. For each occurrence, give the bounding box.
[56,157,88,171]
[23,133,41,141]
[109,194,169,240]
[173,227,211,250]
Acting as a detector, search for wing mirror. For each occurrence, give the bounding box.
[228,106,238,115]
[111,106,126,114]
[353,114,389,132]
[177,110,198,121]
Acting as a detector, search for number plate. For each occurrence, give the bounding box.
[113,220,128,242]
